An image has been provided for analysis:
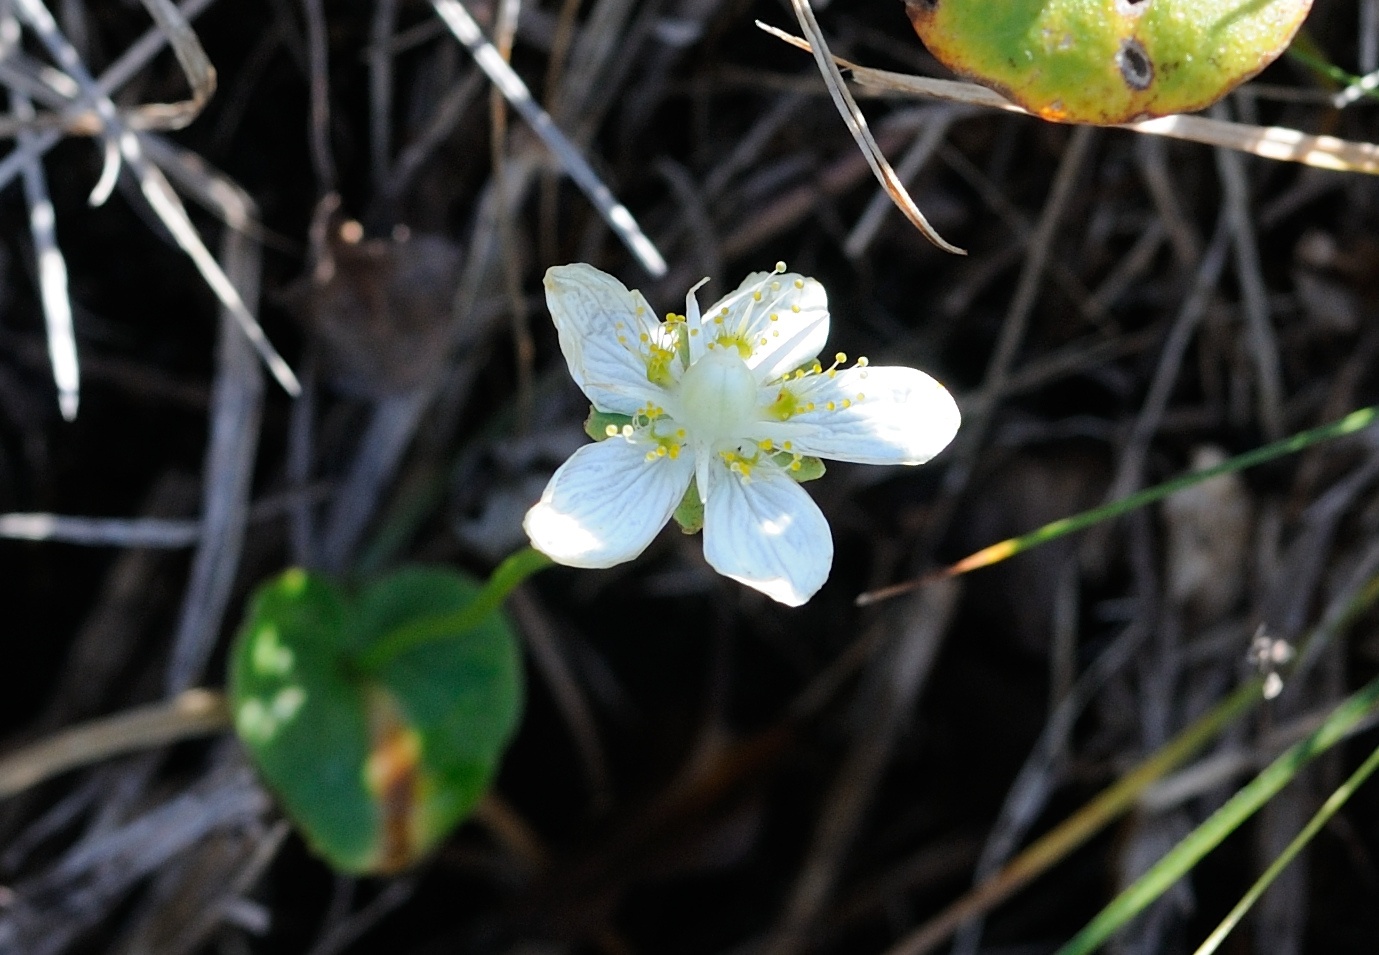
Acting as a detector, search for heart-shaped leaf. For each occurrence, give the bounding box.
[906,0,1313,125]
[229,566,523,874]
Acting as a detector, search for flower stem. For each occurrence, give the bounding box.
[353,546,551,673]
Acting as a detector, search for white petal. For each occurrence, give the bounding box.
[684,276,710,364]
[703,271,829,382]
[759,365,960,465]
[702,463,832,606]
[524,436,694,568]
[544,264,667,414]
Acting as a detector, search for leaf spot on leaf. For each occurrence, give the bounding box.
[1117,38,1154,90]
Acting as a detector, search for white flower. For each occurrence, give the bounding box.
[523,263,961,606]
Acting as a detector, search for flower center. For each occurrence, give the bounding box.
[676,345,758,449]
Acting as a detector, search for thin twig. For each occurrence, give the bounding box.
[759,22,1379,176]
[783,0,964,255]
[429,0,667,276]
[0,691,230,799]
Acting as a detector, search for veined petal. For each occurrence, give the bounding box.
[702,464,832,607]
[544,264,668,414]
[758,365,960,465]
[703,271,829,383]
[524,436,694,569]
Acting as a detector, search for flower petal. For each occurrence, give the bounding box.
[702,463,833,606]
[703,271,829,382]
[544,264,668,414]
[758,365,960,465]
[524,436,694,568]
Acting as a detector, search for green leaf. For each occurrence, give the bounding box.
[906,0,1313,125]
[230,566,523,874]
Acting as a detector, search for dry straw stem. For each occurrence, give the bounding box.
[0,0,300,396]
[0,690,230,799]
[0,0,215,139]
[785,0,965,255]
[758,22,1379,177]
[430,0,667,276]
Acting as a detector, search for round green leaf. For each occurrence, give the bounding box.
[906,0,1313,124]
[229,566,523,874]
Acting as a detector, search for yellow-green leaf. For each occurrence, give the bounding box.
[906,0,1313,125]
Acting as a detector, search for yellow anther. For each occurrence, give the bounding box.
[617,336,627,344]
[856,393,866,401]
[605,424,619,437]
[790,459,802,471]
[753,291,763,302]
[621,425,634,438]
[842,398,852,409]
[760,337,768,346]
[769,313,779,322]
[793,278,804,289]
[668,445,680,459]
[791,304,801,313]
[775,261,787,273]
[835,352,847,364]
[805,402,815,411]
[826,401,836,411]
[855,356,869,367]
[676,428,686,437]
[640,332,649,342]
[720,307,730,316]
[771,281,781,291]
[758,439,774,451]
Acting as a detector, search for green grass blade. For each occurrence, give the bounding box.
[1056,672,1379,955]
[860,405,1379,606]
[1193,738,1379,955]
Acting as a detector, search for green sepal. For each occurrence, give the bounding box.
[777,453,826,483]
[585,408,633,441]
[229,566,523,874]
[672,477,704,534]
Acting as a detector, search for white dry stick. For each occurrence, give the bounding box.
[785,0,965,255]
[7,0,300,396]
[9,77,78,418]
[2,3,76,420]
[758,22,1379,177]
[0,0,216,148]
[0,512,200,546]
[429,0,667,277]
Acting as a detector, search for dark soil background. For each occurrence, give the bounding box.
[4,0,1379,953]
